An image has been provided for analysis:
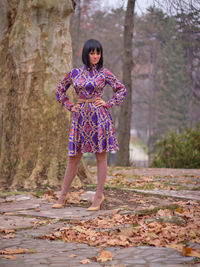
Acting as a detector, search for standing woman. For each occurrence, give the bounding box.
[53,39,127,210]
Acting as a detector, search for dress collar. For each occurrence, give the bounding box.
[83,65,98,71]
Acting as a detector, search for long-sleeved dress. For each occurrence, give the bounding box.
[56,65,127,156]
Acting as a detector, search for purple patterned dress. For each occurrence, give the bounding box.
[56,65,127,156]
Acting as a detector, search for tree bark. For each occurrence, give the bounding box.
[0,0,92,189]
[116,0,135,166]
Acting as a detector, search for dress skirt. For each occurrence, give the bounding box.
[68,103,119,156]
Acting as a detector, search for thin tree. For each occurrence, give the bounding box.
[116,0,136,166]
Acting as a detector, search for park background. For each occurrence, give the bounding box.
[0,0,200,189]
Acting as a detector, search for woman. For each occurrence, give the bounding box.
[53,39,127,211]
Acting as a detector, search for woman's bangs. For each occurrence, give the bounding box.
[88,42,101,53]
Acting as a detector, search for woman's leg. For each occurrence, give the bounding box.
[57,153,82,204]
[90,151,107,207]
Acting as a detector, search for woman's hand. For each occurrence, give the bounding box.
[71,104,80,112]
[94,98,106,108]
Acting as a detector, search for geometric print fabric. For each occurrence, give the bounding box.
[68,103,119,156]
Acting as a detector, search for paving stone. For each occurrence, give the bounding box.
[0,198,5,203]
[15,204,114,220]
[0,235,196,266]
[0,199,43,213]
[131,168,200,177]
[80,191,95,202]
[6,195,33,202]
[145,215,186,225]
[0,215,41,230]
[126,188,200,201]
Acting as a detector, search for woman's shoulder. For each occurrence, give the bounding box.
[101,67,115,77]
[70,66,84,77]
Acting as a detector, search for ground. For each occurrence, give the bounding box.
[0,167,200,266]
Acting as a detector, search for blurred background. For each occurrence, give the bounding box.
[0,0,199,188]
[70,0,200,167]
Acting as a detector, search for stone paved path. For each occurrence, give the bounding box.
[127,189,200,201]
[0,168,200,266]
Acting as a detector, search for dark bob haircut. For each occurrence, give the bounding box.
[82,39,103,70]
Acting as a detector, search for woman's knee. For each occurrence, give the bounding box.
[96,151,107,163]
[68,153,82,165]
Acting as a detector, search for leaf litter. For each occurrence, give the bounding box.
[41,203,200,258]
[0,247,36,260]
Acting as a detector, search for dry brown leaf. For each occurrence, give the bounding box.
[0,248,29,255]
[113,214,122,221]
[61,232,69,242]
[34,207,40,212]
[97,248,113,262]
[3,234,16,239]
[149,239,161,246]
[68,254,77,258]
[67,190,84,204]
[182,246,200,258]
[176,207,184,214]
[81,258,91,264]
[156,209,172,217]
[0,229,15,234]
[148,222,161,229]
[120,227,133,237]
[3,255,17,260]
[46,189,56,197]
[182,246,193,256]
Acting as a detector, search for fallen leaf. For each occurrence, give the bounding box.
[0,229,15,234]
[68,254,77,258]
[34,208,40,212]
[156,209,172,217]
[0,248,29,255]
[3,255,17,260]
[3,234,16,239]
[46,189,56,197]
[97,248,113,262]
[182,246,193,256]
[182,246,200,258]
[176,207,184,214]
[81,258,91,264]
[67,190,84,204]
[149,239,161,246]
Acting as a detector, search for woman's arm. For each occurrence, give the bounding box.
[56,71,74,111]
[104,69,127,109]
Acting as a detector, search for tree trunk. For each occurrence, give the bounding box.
[116,0,135,166]
[0,0,92,189]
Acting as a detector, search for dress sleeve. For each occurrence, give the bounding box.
[104,68,127,109]
[56,71,74,111]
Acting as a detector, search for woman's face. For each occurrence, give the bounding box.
[89,49,101,66]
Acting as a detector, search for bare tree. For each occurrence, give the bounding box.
[153,0,200,15]
[116,0,136,166]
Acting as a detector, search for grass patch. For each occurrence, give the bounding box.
[14,226,34,231]
[132,183,155,190]
[177,185,190,190]
[33,190,46,198]
[0,190,29,198]
[136,204,180,216]
[191,186,200,191]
